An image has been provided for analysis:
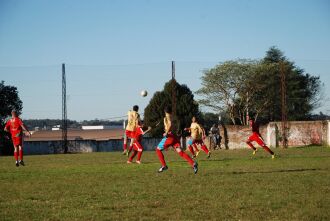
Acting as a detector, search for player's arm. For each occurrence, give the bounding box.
[142,126,152,135]
[20,120,31,136]
[199,125,206,139]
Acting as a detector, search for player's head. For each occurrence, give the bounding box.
[11,110,18,117]
[249,119,254,126]
[192,116,197,123]
[133,105,139,112]
[164,106,172,114]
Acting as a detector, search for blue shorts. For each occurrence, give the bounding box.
[187,138,193,146]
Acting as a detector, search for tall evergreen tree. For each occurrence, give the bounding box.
[144,79,200,137]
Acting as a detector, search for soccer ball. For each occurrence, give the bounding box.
[140,90,148,97]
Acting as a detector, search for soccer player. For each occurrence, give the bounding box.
[123,105,140,155]
[185,116,211,158]
[245,119,275,159]
[127,121,151,164]
[4,110,31,167]
[155,106,198,174]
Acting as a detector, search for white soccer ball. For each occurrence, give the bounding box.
[140,90,148,97]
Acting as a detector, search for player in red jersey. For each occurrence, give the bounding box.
[4,110,31,167]
[245,119,275,159]
[127,121,151,164]
[155,106,198,174]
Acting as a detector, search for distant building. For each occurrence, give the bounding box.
[82,125,122,130]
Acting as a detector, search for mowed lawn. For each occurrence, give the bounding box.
[0,147,330,221]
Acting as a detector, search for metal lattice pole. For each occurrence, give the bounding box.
[62,63,68,153]
[280,61,288,148]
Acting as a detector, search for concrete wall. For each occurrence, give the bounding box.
[23,121,330,155]
[24,138,162,155]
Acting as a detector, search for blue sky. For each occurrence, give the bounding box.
[0,0,329,120]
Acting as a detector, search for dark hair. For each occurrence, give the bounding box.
[133,105,139,112]
[164,106,172,114]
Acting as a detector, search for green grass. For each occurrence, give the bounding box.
[1,147,330,221]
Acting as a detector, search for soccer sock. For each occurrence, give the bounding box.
[178,151,194,166]
[123,143,127,151]
[19,149,23,161]
[201,145,209,154]
[188,146,195,155]
[156,149,166,167]
[137,151,142,161]
[193,144,199,152]
[14,151,18,161]
[262,146,274,155]
[129,145,133,152]
[247,142,257,150]
[129,150,137,161]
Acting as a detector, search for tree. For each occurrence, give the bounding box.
[144,79,200,137]
[196,59,257,125]
[0,81,23,155]
[197,47,323,124]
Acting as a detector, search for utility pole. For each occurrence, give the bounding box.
[171,60,176,117]
[62,63,68,153]
[280,61,288,148]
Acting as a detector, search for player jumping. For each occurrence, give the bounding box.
[123,105,140,155]
[185,116,211,158]
[245,119,275,159]
[127,121,151,164]
[155,106,198,174]
[4,110,31,167]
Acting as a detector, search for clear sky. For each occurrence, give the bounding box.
[0,0,329,120]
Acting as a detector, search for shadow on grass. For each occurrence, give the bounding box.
[230,168,326,175]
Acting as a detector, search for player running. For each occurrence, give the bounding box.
[155,106,198,174]
[127,121,151,164]
[4,110,31,167]
[185,116,211,158]
[245,119,275,159]
[123,105,140,155]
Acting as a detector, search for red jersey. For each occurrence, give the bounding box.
[5,117,24,138]
[135,126,144,140]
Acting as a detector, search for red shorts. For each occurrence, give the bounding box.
[158,133,180,150]
[12,136,23,146]
[192,139,204,145]
[125,130,136,139]
[248,132,266,146]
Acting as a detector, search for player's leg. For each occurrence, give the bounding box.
[193,142,200,156]
[123,132,128,154]
[13,145,19,167]
[246,135,257,155]
[186,138,196,158]
[134,140,143,164]
[128,138,134,155]
[156,137,167,172]
[18,145,24,166]
[255,136,275,158]
[200,141,211,158]
[127,150,137,163]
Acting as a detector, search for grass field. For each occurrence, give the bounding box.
[0,146,330,221]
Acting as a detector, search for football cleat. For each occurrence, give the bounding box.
[15,161,19,167]
[158,165,168,173]
[193,162,198,174]
[19,160,25,166]
[126,160,132,164]
[272,154,275,159]
[122,150,127,155]
[207,152,211,159]
[253,149,258,155]
[136,160,141,164]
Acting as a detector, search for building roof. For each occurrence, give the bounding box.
[26,128,124,141]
